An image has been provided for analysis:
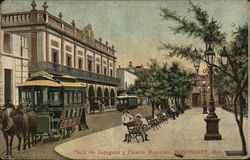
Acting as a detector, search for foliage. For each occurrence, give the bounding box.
[159,0,248,155]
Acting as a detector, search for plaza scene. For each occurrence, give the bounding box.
[0,0,248,159]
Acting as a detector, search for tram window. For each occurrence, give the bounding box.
[74,91,78,104]
[42,88,48,105]
[77,91,82,103]
[74,108,78,117]
[64,92,68,105]
[65,110,69,118]
[21,91,32,103]
[34,91,38,105]
[70,109,73,117]
[79,108,82,116]
[49,91,60,106]
[69,92,73,104]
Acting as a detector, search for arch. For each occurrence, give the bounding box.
[110,88,115,105]
[104,88,109,106]
[88,85,95,110]
[97,87,102,102]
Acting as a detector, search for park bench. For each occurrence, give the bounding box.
[156,113,169,124]
[145,116,161,130]
[123,121,143,143]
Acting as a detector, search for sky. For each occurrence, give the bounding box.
[0,0,248,72]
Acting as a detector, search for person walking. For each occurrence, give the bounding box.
[121,110,133,142]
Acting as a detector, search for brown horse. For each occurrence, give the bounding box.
[0,109,29,157]
[26,111,37,148]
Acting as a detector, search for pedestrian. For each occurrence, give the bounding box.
[135,114,149,142]
[121,110,133,142]
[2,99,15,116]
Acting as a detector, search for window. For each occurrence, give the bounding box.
[4,34,10,53]
[66,54,72,66]
[96,65,100,74]
[69,91,73,104]
[87,59,92,71]
[104,67,107,75]
[78,58,83,69]
[52,52,58,63]
[110,69,113,77]
[49,91,60,106]
[74,91,78,104]
[78,91,82,103]
[64,92,68,105]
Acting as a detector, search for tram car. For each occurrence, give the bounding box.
[116,95,139,111]
[17,72,87,140]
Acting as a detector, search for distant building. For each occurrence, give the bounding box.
[186,75,221,108]
[127,61,148,75]
[116,68,137,95]
[0,30,29,105]
[1,0,120,110]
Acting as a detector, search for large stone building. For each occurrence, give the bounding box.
[0,0,119,110]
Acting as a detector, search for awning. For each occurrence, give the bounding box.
[60,82,86,87]
[17,80,61,87]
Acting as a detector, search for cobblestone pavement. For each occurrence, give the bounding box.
[55,108,248,159]
[0,105,152,159]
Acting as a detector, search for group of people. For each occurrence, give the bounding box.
[121,110,149,142]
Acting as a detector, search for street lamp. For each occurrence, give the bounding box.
[204,46,222,140]
[220,46,228,65]
[193,48,200,73]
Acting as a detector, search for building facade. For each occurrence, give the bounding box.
[0,30,29,106]
[116,68,137,95]
[0,1,119,110]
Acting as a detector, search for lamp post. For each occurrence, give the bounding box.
[193,48,207,114]
[201,80,208,114]
[192,46,228,140]
[204,46,222,140]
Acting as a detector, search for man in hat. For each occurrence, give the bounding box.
[135,113,149,142]
[121,110,133,142]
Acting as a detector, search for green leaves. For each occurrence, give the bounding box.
[160,1,226,47]
[131,61,195,102]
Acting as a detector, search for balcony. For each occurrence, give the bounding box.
[36,62,120,86]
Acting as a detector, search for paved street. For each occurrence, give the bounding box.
[55,108,248,159]
[0,105,152,159]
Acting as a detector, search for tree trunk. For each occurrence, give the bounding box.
[233,93,247,156]
[151,100,155,117]
[238,93,247,155]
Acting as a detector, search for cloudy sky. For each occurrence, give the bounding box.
[1,0,248,71]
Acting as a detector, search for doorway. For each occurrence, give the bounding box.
[4,69,12,104]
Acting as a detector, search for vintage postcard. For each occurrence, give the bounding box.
[0,0,249,159]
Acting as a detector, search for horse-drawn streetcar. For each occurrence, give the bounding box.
[17,72,88,140]
[116,95,139,111]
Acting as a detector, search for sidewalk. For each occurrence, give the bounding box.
[55,108,248,159]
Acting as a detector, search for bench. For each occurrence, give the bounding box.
[123,121,144,143]
[145,116,161,130]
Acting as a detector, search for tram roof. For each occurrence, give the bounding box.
[17,80,87,88]
[17,80,62,87]
[60,82,86,87]
[117,95,138,99]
